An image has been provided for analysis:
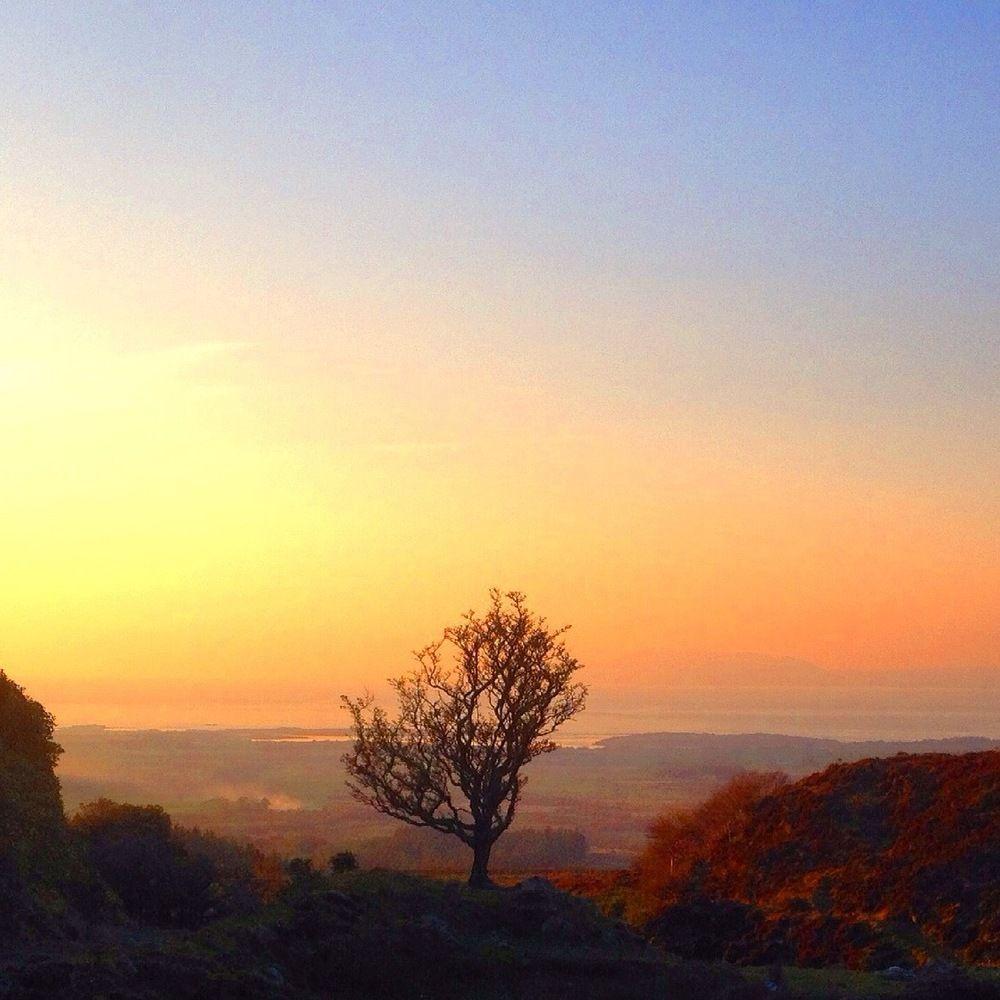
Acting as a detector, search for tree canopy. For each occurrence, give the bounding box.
[0,670,62,772]
[72,799,214,925]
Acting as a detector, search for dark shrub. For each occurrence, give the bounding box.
[329,850,358,873]
[282,856,330,899]
[646,897,764,962]
[174,825,282,914]
[72,799,213,925]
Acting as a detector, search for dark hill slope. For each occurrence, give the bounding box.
[691,751,999,966]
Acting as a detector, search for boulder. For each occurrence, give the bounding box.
[878,965,916,981]
[416,913,459,946]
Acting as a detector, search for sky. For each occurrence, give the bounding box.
[1,2,998,728]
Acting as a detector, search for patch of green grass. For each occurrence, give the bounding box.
[743,963,1000,999]
[745,965,908,999]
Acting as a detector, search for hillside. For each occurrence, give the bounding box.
[644,751,1000,969]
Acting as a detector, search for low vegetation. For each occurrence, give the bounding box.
[624,753,1000,969]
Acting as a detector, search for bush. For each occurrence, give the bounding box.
[646,897,765,962]
[329,850,358,873]
[72,799,214,926]
[174,825,285,913]
[633,771,787,918]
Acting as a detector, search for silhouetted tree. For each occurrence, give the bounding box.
[0,670,74,912]
[329,850,358,873]
[342,590,586,887]
[0,670,62,771]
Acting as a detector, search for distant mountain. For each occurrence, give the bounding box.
[647,750,1000,968]
[662,658,1000,690]
[590,731,999,776]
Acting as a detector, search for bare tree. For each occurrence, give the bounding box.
[341,590,587,887]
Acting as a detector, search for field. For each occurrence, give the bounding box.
[55,727,997,865]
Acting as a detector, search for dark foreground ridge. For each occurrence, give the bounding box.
[4,671,1000,999]
[4,871,1000,1000]
[0,872,720,999]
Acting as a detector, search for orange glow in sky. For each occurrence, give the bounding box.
[1,4,997,728]
[3,283,995,726]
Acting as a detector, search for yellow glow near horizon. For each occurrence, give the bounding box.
[3,274,997,729]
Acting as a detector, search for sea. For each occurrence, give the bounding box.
[55,684,1000,744]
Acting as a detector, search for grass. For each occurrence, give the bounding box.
[744,965,909,998]
[745,964,1000,1000]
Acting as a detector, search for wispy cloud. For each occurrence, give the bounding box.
[370,440,463,456]
[0,340,251,422]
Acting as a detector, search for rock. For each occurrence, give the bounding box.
[288,889,362,939]
[262,965,285,987]
[540,910,602,945]
[503,878,609,946]
[417,913,458,945]
[514,876,559,895]
[878,965,916,981]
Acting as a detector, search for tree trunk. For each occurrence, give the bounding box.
[468,837,495,888]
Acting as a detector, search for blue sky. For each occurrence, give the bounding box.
[5,2,996,307]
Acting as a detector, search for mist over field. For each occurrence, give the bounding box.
[56,724,999,868]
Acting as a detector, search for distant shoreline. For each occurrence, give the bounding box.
[53,723,1000,749]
